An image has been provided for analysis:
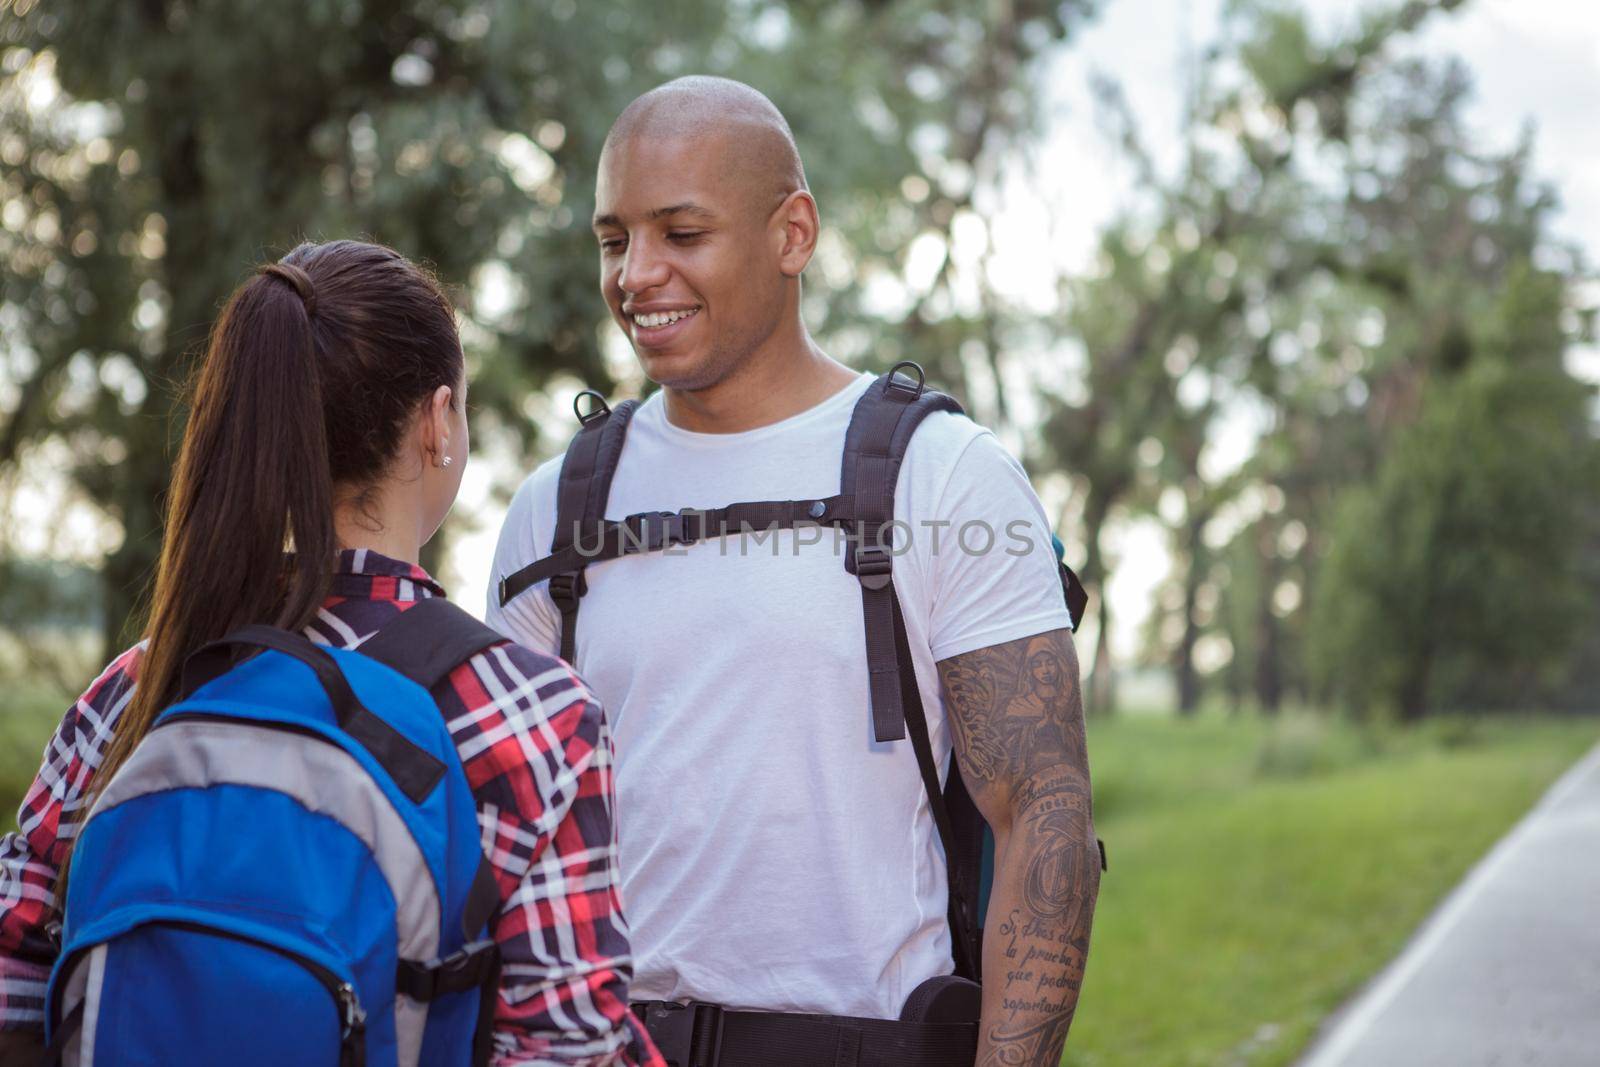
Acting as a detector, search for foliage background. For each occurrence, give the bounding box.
[2,3,1599,1062]
[4,0,1595,722]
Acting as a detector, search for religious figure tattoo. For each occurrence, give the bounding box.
[937,628,1098,1067]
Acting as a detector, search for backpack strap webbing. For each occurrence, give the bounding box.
[841,363,981,979]
[501,495,853,589]
[498,395,639,663]
[357,596,507,691]
[183,626,448,804]
[891,591,983,982]
[356,596,507,942]
[840,364,963,743]
[357,596,508,1066]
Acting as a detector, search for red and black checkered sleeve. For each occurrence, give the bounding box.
[0,646,141,1033]
[439,641,662,1067]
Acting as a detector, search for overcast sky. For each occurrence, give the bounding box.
[947,0,1600,669]
[997,0,1599,279]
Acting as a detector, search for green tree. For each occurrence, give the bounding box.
[1311,266,1598,717]
[1040,0,1467,714]
[1070,1,1598,719]
[0,0,1095,651]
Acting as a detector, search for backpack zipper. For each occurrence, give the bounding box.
[162,919,367,1066]
[161,920,366,1065]
[55,920,367,1067]
[90,714,374,1063]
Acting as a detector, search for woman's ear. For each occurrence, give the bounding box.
[423,384,454,467]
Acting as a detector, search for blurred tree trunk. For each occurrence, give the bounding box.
[1088,588,1116,718]
[1175,508,1208,716]
[1398,647,1433,722]
[1081,492,1115,717]
[98,30,214,651]
[1254,517,1283,715]
[100,438,168,653]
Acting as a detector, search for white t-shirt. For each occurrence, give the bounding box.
[486,371,1073,1019]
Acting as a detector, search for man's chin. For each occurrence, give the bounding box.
[636,347,719,391]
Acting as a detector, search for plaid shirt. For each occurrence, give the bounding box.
[0,549,662,1067]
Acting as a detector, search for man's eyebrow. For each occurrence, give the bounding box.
[648,202,716,221]
[591,203,715,231]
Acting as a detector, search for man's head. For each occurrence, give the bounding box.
[593,77,818,391]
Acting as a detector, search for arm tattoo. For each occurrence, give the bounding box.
[938,629,1097,1067]
[942,631,1088,787]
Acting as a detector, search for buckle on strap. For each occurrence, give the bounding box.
[636,1001,723,1067]
[854,543,893,591]
[626,510,692,553]
[547,570,586,611]
[398,940,500,1002]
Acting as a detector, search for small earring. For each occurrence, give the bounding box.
[441,454,453,468]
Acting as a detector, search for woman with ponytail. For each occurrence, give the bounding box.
[0,240,661,1066]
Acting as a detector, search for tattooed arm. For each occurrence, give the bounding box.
[937,628,1099,1067]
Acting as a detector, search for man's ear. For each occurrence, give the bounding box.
[774,190,820,277]
[421,384,453,467]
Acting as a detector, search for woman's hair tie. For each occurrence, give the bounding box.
[259,261,317,317]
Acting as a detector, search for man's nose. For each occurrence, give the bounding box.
[618,238,670,295]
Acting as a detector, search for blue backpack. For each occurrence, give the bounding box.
[45,598,507,1067]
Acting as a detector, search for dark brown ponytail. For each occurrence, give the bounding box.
[69,240,461,883]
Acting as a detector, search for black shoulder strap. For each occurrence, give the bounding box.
[891,593,984,981]
[859,365,1098,980]
[553,393,640,561]
[356,594,508,940]
[183,625,447,804]
[357,596,506,691]
[498,391,639,664]
[840,362,963,743]
[842,363,983,980]
[551,394,638,663]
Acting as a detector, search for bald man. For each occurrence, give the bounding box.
[489,77,1098,1067]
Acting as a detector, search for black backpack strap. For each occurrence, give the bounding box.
[356,596,507,691]
[497,495,854,588]
[891,591,983,982]
[395,936,504,1067]
[498,392,638,664]
[184,626,447,804]
[42,998,84,1066]
[357,597,508,938]
[840,362,963,743]
[842,362,981,980]
[357,595,511,1067]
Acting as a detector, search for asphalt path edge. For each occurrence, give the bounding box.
[1295,737,1600,1067]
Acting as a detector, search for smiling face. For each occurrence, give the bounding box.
[594,129,800,392]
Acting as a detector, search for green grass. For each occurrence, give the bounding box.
[1,684,1594,1066]
[1065,711,1600,1067]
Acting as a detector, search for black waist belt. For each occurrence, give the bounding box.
[633,1000,979,1067]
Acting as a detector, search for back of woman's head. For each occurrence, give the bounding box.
[91,239,462,809]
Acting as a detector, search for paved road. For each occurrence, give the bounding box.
[1298,740,1600,1067]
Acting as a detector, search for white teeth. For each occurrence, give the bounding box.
[631,308,698,329]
